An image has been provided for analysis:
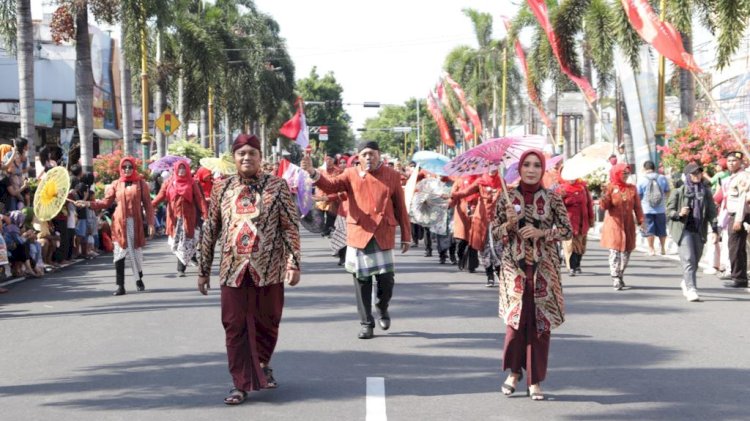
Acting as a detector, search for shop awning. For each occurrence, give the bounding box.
[93,128,123,140]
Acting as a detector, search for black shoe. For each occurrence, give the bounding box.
[113,285,126,296]
[424,249,433,257]
[136,280,145,291]
[450,258,457,265]
[358,325,374,339]
[178,271,186,278]
[724,281,749,288]
[262,366,278,389]
[439,256,446,264]
[569,269,576,277]
[575,268,582,275]
[378,310,390,330]
[485,278,495,288]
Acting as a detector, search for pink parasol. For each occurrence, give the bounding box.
[443,135,546,176]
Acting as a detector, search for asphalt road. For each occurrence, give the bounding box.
[1,231,749,420]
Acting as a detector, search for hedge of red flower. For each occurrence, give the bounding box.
[93,150,148,184]
[658,119,745,177]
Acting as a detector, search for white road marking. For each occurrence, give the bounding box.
[366,376,387,421]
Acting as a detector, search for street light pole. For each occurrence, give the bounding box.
[416,99,420,151]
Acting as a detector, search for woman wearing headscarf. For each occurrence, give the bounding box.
[194,166,214,203]
[450,175,480,272]
[491,150,572,401]
[153,160,207,277]
[667,162,718,302]
[77,157,154,295]
[452,168,504,286]
[600,163,645,290]
[558,172,595,276]
[198,134,301,405]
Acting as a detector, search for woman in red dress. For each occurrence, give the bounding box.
[152,160,207,277]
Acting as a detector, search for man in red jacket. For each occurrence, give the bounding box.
[301,140,411,339]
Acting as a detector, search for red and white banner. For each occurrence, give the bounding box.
[427,91,456,147]
[619,0,701,72]
[279,97,309,148]
[437,80,473,142]
[526,0,597,103]
[501,17,554,132]
[442,73,483,135]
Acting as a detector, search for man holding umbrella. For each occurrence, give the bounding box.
[301,140,411,339]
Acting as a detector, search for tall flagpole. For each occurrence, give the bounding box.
[501,44,508,137]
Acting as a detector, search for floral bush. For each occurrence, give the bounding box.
[658,119,744,177]
[93,149,147,184]
[167,139,214,170]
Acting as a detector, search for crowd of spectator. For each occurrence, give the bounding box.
[0,138,115,294]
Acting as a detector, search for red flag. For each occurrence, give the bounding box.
[620,0,701,72]
[442,73,483,135]
[502,16,554,132]
[427,92,455,147]
[437,81,472,142]
[279,99,302,139]
[526,0,598,103]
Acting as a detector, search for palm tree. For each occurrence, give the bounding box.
[443,9,522,138]
[16,0,35,165]
[119,2,134,156]
[74,2,95,173]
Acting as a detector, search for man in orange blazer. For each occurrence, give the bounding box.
[302,140,411,339]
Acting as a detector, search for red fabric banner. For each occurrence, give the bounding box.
[442,73,483,135]
[619,0,701,72]
[427,91,456,147]
[526,0,598,103]
[502,17,554,132]
[279,97,303,139]
[437,81,472,142]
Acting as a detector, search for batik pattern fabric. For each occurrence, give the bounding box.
[491,188,573,333]
[113,217,144,284]
[608,250,631,278]
[199,174,301,288]
[330,215,347,253]
[345,238,395,278]
[168,217,199,266]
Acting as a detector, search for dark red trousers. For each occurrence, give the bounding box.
[221,278,284,392]
[502,265,551,385]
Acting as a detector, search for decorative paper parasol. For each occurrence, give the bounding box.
[444,135,546,176]
[199,154,237,175]
[560,142,613,181]
[404,164,420,211]
[149,155,191,173]
[412,151,450,176]
[410,178,451,235]
[33,166,70,221]
[504,155,564,185]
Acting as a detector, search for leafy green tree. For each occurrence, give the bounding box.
[295,67,354,157]
[444,9,522,138]
[361,98,439,161]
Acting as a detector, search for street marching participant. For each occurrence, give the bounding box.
[491,149,572,401]
[301,140,411,340]
[77,157,155,295]
[152,160,207,277]
[557,168,595,276]
[451,167,504,287]
[198,133,301,406]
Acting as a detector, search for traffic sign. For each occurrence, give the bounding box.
[155,108,181,137]
[319,125,328,141]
